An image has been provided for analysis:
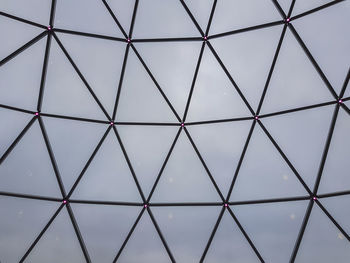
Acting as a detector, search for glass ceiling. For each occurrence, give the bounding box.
[0,0,349,262]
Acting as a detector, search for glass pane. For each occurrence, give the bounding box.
[230,125,308,201]
[116,49,178,123]
[295,203,350,262]
[117,125,179,197]
[234,200,309,262]
[71,203,141,263]
[151,206,221,262]
[187,121,252,197]
[260,29,334,114]
[321,195,350,235]
[205,209,260,263]
[0,196,59,263]
[132,0,200,39]
[0,108,32,157]
[0,121,61,197]
[186,45,252,122]
[151,131,222,203]
[42,39,107,120]
[262,105,334,189]
[0,37,46,110]
[292,1,349,93]
[0,0,50,25]
[184,0,214,33]
[277,0,293,15]
[25,207,86,263]
[210,25,283,111]
[118,210,171,262]
[42,116,107,193]
[55,0,124,37]
[134,41,202,118]
[57,33,126,116]
[71,129,142,202]
[0,15,42,61]
[107,0,135,36]
[293,0,331,15]
[210,0,281,35]
[318,108,350,194]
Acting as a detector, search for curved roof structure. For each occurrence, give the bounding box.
[0,0,349,262]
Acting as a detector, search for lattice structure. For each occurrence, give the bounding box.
[0,0,349,262]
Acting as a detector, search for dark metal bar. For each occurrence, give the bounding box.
[205,0,217,37]
[147,127,182,202]
[186,116,253,126]
[0,103,35,114]
[179,0,205,36]
[128,0,139,38]
[290,200,314,262]
[38,116,66,197]
[229,196,310,206]
[0,11,47,29]
[0,116,36,165]
[256,25,287,115]
[69,199,143,206]
[101,0,128,38]
[113,208,145,262]
[66,203,91,262]
[226,121,256,201]
[40,112,108,124]
[200,206,225,262]
[54,28,126,42]
[184,128,225,201]
[147,208,176,262]
[291,0,345,21]
[66,126,111,198]
[112,44,130,120]
[131,36,202,43]
[52,32,111,120]
[49,0,57,27]
[227,207,265,262]
[0,191,61,202]
[313,105,339,194]
[287,0,296,18]
[149,202,223,207]
[0,31,47,67]
[19,204,65,262]
[182,42,205,122]
[339,68,350,99]
[271,0,286,18]
[318,190,350,198]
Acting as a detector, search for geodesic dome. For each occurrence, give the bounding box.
[0,0,350,262]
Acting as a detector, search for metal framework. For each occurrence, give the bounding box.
[0,0,349,262]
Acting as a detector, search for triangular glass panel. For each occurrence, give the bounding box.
[134,41,202,117]
[117,210,171,262]
[151,206,221,262]
[71,203,141,263]
[42,39,107,120]
[116,48,178,123]
[292,1,349,93]
[0,37,46,110]
[260,30,334,114]
[0,120,61,197]
[71,129,142,202]
[293,0,332,15]
[0,0,50,25]
[42,116,107,193]
[183,0,214,33]
[56,33,126,116]
[0,108,32,157]
[205,209,260,263]
[261,105,334,190]
[55,0,124,37]
[318,107,350,194]
[210,0,281,35]
[151,131,221,203]
[210,25,283,111]
[234,200,309,262]
[107,0,135,36]
[0,15,43,61]
[295,203,350,262]
[186,45,252,122]
[321,195,350,235]
[24,207,86,263]
[132,0,200,38]
[0,196,59,263]
[117,125,179,197]
[187,121,252,197]
[230,124,308,201]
